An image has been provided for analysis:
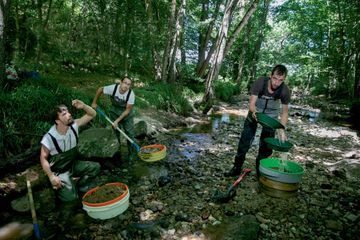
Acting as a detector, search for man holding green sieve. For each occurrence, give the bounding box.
[225,64,291,177]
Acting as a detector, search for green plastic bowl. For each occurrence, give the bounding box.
[255,113,284,129]
[259,158,304,183]
[264,138,294,152]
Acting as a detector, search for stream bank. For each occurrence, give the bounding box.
[1,97,359,239]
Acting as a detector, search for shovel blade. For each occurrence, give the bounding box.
[212,168,252,203]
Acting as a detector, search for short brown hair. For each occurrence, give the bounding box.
[271,64,287,77]
[51,104,67,123]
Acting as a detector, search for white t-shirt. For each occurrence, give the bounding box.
[103,84,135,105]
[41,123,79,156]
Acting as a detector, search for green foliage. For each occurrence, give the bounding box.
[0,77,91,156]
[214,79,240,102]
[136,83,192,117]
[270,0,359,100]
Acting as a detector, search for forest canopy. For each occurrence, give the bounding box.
[0,0,358,99]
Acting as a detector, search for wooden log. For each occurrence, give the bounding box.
[0,146,40,177]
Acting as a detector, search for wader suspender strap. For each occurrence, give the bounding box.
[70,125,78,145]
[112,84,119,98]
[260,78,269,113]
[125,89,132,103]
[48,126,78,154]
[112,83,132,104]
[48,133,62,154]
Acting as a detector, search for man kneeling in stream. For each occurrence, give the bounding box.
[40,100,100,202]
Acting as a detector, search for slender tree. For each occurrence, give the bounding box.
[195,0,220,77]
[0,0,10,89]
[161,0,186,83]
[145,0,162,80]
[249,0,270,80]
[34,0,53,63]
[203,0,259,104]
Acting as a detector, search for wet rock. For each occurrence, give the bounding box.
[140,209,157,221]
[146,200,165,212]
[11,196,31,213]
[158,175,172,187]
[344,213,359,222]
[320,183,332,189]
[204,215,259,240]
[325,220,343,231]
[134,116,166,138]
[0,222,33,240]
[175,213,191,222]
[201,211,210,220]
[332,169,347,179]
[78,128,118,158]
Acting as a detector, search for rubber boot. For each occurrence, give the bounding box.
[224,156,244,177]
[256,158,261,178]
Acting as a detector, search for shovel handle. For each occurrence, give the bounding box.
[27,180,41,239]
[96,107,140,152]
[232,168,251,187]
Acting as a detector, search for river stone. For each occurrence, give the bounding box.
[78,128,119,158]
[11,188,55,213]
[204,215,259,240]
[11,195,31,212]
[134,116,164,138]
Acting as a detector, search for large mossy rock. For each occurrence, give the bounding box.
[78,128,119,158]
[134,116,167,139]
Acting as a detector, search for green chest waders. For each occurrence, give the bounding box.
[110,86,135,160]
[49,147,79,173]
[49,147,79,201]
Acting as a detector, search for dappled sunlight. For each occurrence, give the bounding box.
[323,159,360,167]
[214,106,248,118]
[160,230,207,240]
[292,153,314,163]
[323,158,360,180]
[303,125,358,140]
[140,209,158,221]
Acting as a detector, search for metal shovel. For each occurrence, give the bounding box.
[213,168,252,203]
[26,178,41,239]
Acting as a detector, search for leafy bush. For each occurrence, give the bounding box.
[214,80,240,102]
[136,83,192,116]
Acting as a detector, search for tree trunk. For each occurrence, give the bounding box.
[203,0,238,103]
[236,24,252,84]
[0,0,10,90]
[196,1,221,77]
[180,7,186,66]
[168,0,186,83]
[249,0,269,80]
[161,0,177,83]
[123,0,131,74]
[161,0,185,83]
[355,50,360,98]
[35,0,53,64]
[14,0,20,61]
[145,0,162,80]
[224,0,260,56]
[203,0,259,103]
